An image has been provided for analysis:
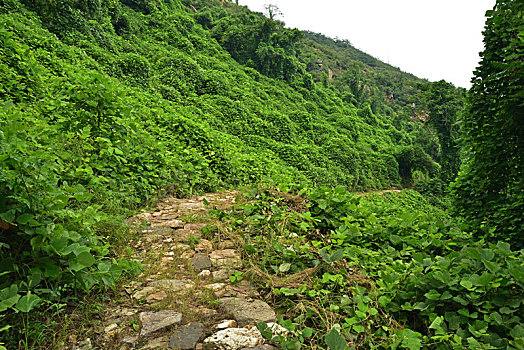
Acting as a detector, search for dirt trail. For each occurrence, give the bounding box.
[354,189,402,196]
[71,188,409,349]
[71,191,280,350]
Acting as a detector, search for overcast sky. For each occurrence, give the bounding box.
[241,0,495,88]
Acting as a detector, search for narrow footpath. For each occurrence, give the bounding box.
[72,191,282,350]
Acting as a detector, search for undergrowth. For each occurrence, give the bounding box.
[208,188,523,349]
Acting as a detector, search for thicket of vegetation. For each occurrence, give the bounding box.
[451,0,523,248]
[0,0,521,348]
[213,187,523,349]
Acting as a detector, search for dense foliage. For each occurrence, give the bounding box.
[214,188,523,349]
[0,0,519,348]
[451,0,524,247]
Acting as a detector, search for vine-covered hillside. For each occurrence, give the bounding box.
[1,0,460,196]
[2,0,520,349]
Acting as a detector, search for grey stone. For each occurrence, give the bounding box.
[191,254,212,271]
[150,279,195,291]
[139,311,183,337]
[209,250,242,268]
[169,322,204,349]
[142,227,174,235]
[212,269,232,281]
[132,286,156,300]
[202,328,263,350]
[218,298,276,327]
[71,338,93,350]
[241,346,277,350]
[121,335,138,346]
[142,335,170,349]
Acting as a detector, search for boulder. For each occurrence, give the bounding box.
[169,323,204,349]
[218,298,276,327]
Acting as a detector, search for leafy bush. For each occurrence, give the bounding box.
[451,0,524,248]
[218,187,523,349]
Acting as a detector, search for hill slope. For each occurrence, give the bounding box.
[0,0,472,347]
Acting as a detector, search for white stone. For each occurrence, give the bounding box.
[150,279,195,291]
[204,283,226,291]
[199,270,211,277]
[203,328,264,350]
[104,323,118,334]
[216,320,237,329]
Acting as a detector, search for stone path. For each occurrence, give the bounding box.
[74,192,279,350]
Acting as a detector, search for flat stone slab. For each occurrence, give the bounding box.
[142,227,175,235]
[212,269,232,281]
[218,298,276,327]
[210,250,242,268]
[203,328,264,350]
[191,254,212,271]
[150,279,195,291]
[169,322,204,349]
[139,311,183,337]
[241,346,278,350]
[153,219,185,228]
[133,286,156,300]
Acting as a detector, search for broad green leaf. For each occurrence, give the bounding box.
[397,329,422,350]
[429,316,443,330]
[353,325,364,333]
[15,292,41,313]
[50,237,68,255]
[510,325,524,339]
[483,260,501,273]
[0,210,15,223]
[28,270,41,288]
[378,296,391,307]
[76,251,96,268]
[302,327,313,338]
[0,294,20,312]
[255,322,272,340]
[460,279,473,289]
[317,199,328,210]
[43,263,60,278]
[324,329,346,350]
[329,249,344,262]
[16,213,34,225]
[279,263,291,273]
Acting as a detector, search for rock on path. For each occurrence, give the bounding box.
[218,298,276,327]
[139,311,182,337]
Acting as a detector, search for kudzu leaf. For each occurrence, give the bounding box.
[50,237,68,255]
[429,316,443,330]
[329,249,344,262]
[15,292,41,313]
[16,213,33,225]
[378,296,391,307]
[0,285,20,312]
[510,325,524,339]
[279,263,291,273]
[0,210,15,223]
[460,279,473,289]
[353,325,364,333]
[43,263,60,278]
[28,270,41,288]
[98,262,111,272]
[483,260,501,273]
[255,322,272,340]
[317,199,328,210]
[76,251,96,268]
[302,327,313,338]
[324,328,346,350]
[73,245,90,256]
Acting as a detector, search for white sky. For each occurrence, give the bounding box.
[241,0,495,88]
